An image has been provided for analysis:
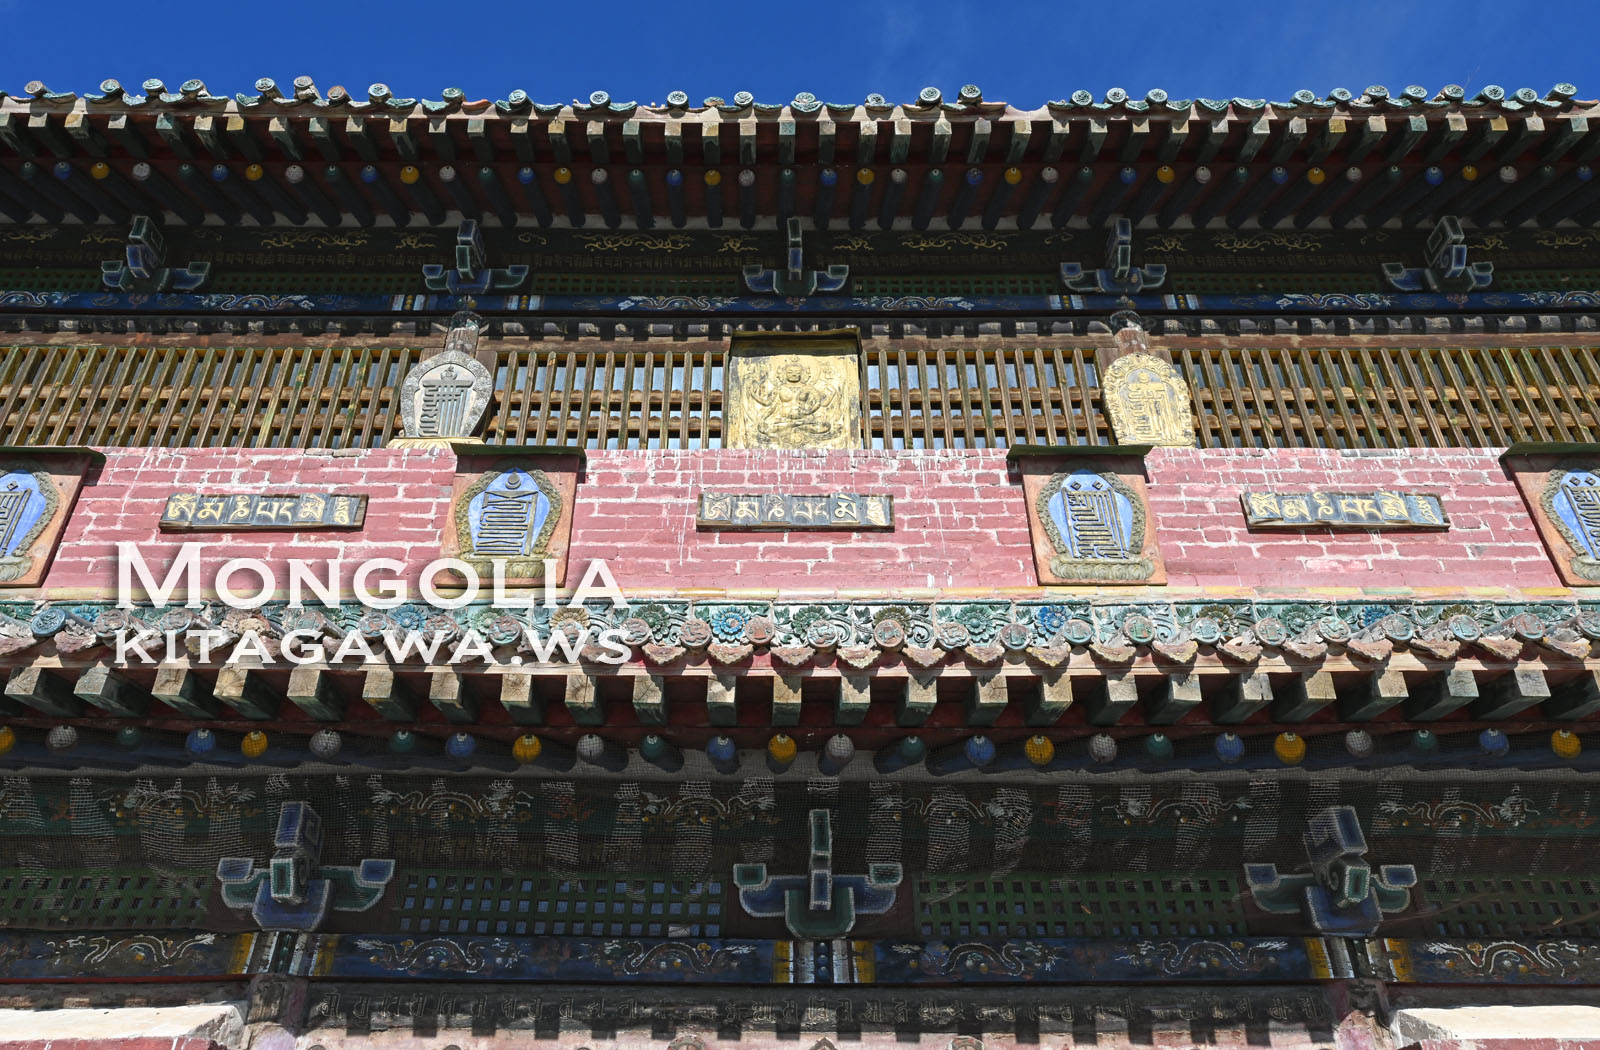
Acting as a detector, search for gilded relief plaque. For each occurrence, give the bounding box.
[723,330,862,450]
[1102,351,1196,447]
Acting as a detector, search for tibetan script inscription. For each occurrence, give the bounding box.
[1240,490,1448,530]
[697,492,893,530]
[160,492,369,530]
[724,331,862,450]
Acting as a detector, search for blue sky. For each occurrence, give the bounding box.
[5,0,1593,106]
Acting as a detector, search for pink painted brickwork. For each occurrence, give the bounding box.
[34,444,1563,599]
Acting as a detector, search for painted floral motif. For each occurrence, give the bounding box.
[708,608,750,643]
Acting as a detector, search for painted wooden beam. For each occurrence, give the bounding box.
[705,673,738,727]
[214,667,277,720]
[286,667,344,721]
[428,669,478,723]
[4,666,83,718]
[1474,667,1550,720]
[898,669,938,726]
[1145,671,1202,724]
[1026,671,1073,726]
[152,666,220,719]
[73,660,151,718]
[626,674,664,725]
[499,672,545,725]
[1213,671,1273,724]
[965,669,1009,726]
[361,666,417,721]
[838,672,871,725]
[1273,669,1336,722]
[1405,668,1479,721]
[1546,669,1600,720]
[1339,669,1409,721]
[1085,670,1139,725]
[772,673,804,727]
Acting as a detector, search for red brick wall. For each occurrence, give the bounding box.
[33,444,1564,600]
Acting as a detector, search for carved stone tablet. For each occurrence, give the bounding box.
[724,330,862,450]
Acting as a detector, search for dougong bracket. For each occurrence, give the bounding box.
[217,801,394,932]
[422,219,529,294]
[101,216,210,292]
[743,218,850,296]
[734,809,900,938]
[1245,804,1417,937]
[1382,216,1493,292]
[1061,218,1166,294]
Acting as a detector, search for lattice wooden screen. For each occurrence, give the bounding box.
[2,342,1597,450]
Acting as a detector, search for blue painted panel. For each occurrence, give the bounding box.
[1553,470,1600,558]
[0,471,48,556]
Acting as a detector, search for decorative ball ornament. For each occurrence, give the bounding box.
[1024,735,1055,767]
[1411,729,1439,754]
[47,725,77,752]
[577,734,605,762]
[1274,732,1306,765]
[513,734,543,763]
[116,727,143,750]
[767,734,797,764]
[0,726,15,755]
[894,736,927,763]
[445,732,477,759]
[964,735,996,768]
[1553,730,1582,760]
[1215,732,1245,764]
[1088,733,1118,765]
[1144,733,1174,760]
[241,731,269,759]
[388,730,417,754]
[706,735,738,767]
[1479,728,1510,756]
[184,728,215,755]
[309,729,342,761]
[1344,729,1375,758]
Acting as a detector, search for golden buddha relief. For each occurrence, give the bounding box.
[724,330,862,450]
[1102,351,1196,447]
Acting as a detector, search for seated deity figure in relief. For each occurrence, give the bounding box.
[747,355,844,448]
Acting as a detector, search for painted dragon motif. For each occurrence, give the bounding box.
[1422,940,1600,978]
[1118,939,1289,977]
[57,932,216,966]
[1378,788,1541,829]
[108,779,256,820]
[369,779,536,820]
[638,792,778,826]
[1100,793,1252,827]
[927,941,1059,977]
[353,936,523,975]
[597,939,756,975]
